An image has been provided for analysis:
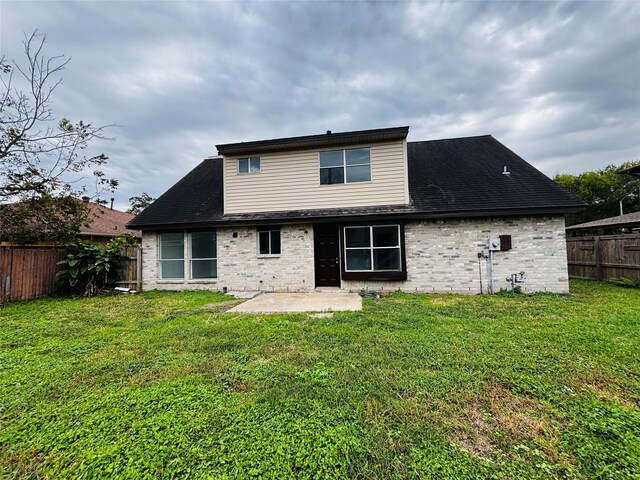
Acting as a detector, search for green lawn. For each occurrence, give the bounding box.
[0,280,638,479]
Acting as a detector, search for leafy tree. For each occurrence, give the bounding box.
[555,161,640,226]
[127,192,155,215]
[0,194,89,244]
[0,31,117,243]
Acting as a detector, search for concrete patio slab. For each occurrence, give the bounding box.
[230,291,261,299]
[227,291,362,313]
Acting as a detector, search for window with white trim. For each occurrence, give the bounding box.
[159,232,184,279]
[344,225,401,271]
[238,157,260,174]
[189,231,217,279]
[257,227,281,256]
[320,148,371,185]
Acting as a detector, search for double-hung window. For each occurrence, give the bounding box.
[159,232,184,279]
[189,231,217,279]
[257,227,281,256]
[320,148,371,185]
[344,225,401,272]
[238,157,260,174]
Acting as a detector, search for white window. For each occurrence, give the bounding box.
[159,232,184,279]
[344,225,401,272]
[189,231,217,279]
[238,157,261,174]
[257,228,281,256]
[320,148,371,185]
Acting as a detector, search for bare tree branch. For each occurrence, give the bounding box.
[0,30,118,243]
[0,30,117,202]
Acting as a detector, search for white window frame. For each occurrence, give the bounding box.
[344,225,402,272]
[257,228,281,256]
[158,232,185,279]
[319,148,371,185]
[237,157,261,174]
[189,231,217,279]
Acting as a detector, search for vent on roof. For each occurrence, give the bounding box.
[502,166,510,175]
[326,130,331,134]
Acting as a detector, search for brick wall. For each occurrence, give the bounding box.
[141,215,569,294]
[141,224,314,291]
[342,215,569,294]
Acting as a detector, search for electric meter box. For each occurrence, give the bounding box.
[489,238,501,251]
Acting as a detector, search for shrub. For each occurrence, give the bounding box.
[610,277,640,289]
[55,240,126,296]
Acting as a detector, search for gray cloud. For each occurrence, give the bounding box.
[1,0,638,210]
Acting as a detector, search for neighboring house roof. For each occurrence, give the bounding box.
[80,202,141,239]
[128,133,585,229]
[618,164,640,178]
[566,211,640,232]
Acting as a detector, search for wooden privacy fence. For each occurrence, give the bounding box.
[566,234,640,282]
[0,246,142,302]
[114,247,142,291]
[0,247,67,302]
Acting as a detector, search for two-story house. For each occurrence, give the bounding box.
[127,126,584,293]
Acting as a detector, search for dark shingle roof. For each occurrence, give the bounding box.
[216,126,409,156]
[566,211,640,231]
[128,134,584,229]
[618,164,640,178]
[408,135,584,214]
[128,157,224,228]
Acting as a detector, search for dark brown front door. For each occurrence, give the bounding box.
[314,223,340,287]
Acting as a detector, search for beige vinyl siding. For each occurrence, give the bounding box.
[224,141,408,214]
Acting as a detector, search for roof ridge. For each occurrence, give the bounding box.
[408,134,493,144]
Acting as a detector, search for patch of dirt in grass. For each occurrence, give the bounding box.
[453,406,495,458]
[450,382,559,460]
[571,371,637,409]
[0,449,56,478]
[203,300,244,313]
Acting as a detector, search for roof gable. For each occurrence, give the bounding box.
[128,133,585,229]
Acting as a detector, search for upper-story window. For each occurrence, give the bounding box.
[320,148,371,185]
[238,157,260,174]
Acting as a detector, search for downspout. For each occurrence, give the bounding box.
[487,248,494,294]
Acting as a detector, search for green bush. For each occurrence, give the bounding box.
[610,277,640,289]
[55,240,126,296]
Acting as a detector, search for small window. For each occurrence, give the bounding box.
[320,148,371,185]
[257,228,281,256]
[159,232,184,279]
[189,231,217,279]
[344,225,401,272]
[238,157,260,174]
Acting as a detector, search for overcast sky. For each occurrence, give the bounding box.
[1,1,639,210]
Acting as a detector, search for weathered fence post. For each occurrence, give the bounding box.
[594,235,602,281]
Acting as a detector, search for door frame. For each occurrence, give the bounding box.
[313,223,341,287]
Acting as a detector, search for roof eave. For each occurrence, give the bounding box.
[216,126,410,156]
[617,165,640,178]
[129,205,584,230]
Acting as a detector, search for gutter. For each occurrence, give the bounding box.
[127,205,585,231]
